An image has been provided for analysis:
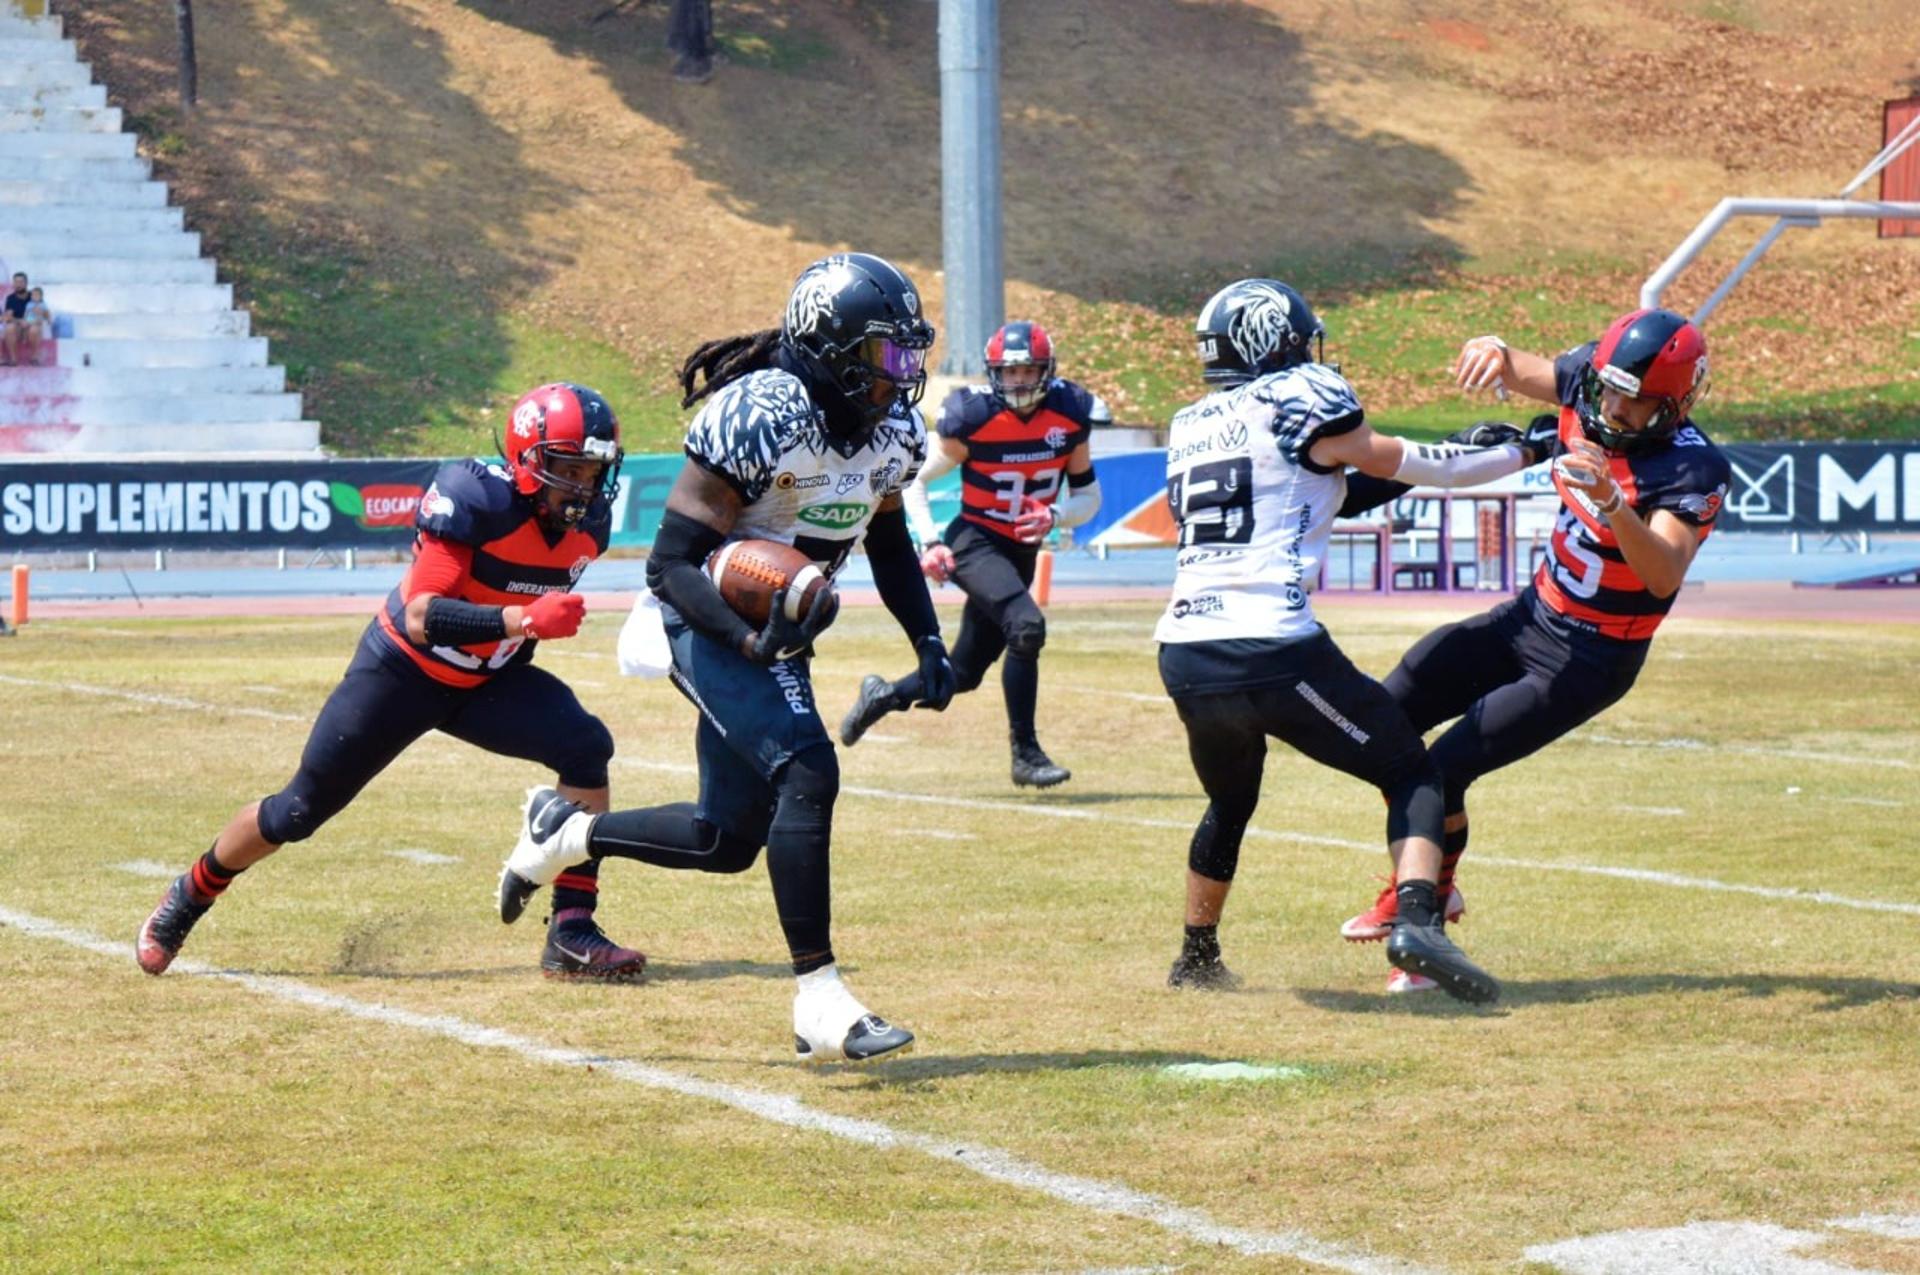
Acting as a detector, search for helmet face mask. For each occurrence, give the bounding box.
[985,321,1056,413]
[1194,279,1323,386]
[1575,308,1709,454]
[782,253,936,433]
[505,383,624,527]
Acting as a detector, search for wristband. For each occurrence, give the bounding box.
[1596,488,1625,517]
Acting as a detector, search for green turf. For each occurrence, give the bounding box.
[2,602,1918,1271]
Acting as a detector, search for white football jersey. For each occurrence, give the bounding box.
[1154,363,1362,644]
[684,367,926,577]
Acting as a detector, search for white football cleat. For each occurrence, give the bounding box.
[792,964,914,1064]
[497,786,594,924]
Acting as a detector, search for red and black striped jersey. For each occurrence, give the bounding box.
[374,459,610,687]
[1533,347,1732,639]
[938,380,1105,539]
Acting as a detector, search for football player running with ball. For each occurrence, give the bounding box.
[1158,279,1534,1004]
[1332,309,1731,992]
[138,384,640,981]
[498,253,955,1064]
[840,321,1105,788]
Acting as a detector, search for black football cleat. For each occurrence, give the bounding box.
[1011,738,1070,789]
[1386,919,1501,1004]
[498,867,539,927]
[792,967,914,1063]
[839,674,899,747]
[1167,953,1243,991]
[136,875,212,976]
[794,1014,915,1064]
[540,909,646,982]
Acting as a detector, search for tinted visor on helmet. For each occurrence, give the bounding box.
[860,334,929,384]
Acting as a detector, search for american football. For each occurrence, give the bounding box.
[706,538,832,628]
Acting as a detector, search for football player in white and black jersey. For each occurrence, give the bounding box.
[840,321,1106,788]
[498,253,957,1063]
[1157,278,1533,1004]
[1330,309,1731,992]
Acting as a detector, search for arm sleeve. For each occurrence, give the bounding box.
[645,508,754,652]
[1051,466,1101,529]
[863,505,941,645]
[902,445,958,546]
[405,534,472,601]
[1390,440,1528,488]
[1338,473,1411,518]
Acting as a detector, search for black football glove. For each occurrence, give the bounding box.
[911,634,956,711]
[1445,419,1522,449]
[1521,413,1561,467]
[741,586,839,666]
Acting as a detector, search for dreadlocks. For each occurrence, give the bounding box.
[678,328,783,409]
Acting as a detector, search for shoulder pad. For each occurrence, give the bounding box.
[1039,380,1106,429]
[685,369,819,502]
[417,458,520,545]
[936,386,1000,440]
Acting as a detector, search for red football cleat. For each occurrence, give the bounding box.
[1340,880,1466,943]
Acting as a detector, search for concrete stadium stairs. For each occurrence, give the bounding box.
[0,7,319,456]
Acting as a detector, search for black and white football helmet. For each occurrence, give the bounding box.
[782,252,936,430]
[1194,278,1323,386]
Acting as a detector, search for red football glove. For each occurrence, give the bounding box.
[1012,496,1056,545]
[522,591,586,640]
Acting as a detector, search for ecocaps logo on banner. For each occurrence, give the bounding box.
[328,482,427,530]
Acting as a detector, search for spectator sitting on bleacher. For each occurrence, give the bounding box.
[1,273,34,367]
[22,288,51,365]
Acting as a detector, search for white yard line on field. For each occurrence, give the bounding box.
[8,672,1914,922]
[616,759,1920,918]
[112,860,178,879]
[388,849,461,866]
[0,904,1429,1275]
[0,673,307,723]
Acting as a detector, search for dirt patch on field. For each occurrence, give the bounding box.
[56,0,1920,435]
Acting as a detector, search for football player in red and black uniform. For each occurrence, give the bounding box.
[136,383,642,981]
[1334,309,1732,992]
[839,321,1106,787]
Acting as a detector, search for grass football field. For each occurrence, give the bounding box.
[2,598,1917,1273]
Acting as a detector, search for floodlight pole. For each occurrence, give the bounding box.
[937,0,1003,376]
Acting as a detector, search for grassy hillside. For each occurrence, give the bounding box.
[63,0,1920,454]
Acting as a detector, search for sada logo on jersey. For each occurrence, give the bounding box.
[796,502,867,529]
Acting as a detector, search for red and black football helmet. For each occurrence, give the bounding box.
[985,321,1056,413]
[504,382,623,525]
[1576,308,1710,454]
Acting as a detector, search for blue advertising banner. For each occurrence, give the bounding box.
[7,440,1914,553]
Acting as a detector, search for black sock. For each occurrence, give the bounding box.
[1181,923,1221,965]
[551,856,600,913]
[1003,651,1039,745]
[1396,879,1440,929]
[886,672,920,710]
[187,845,242,903]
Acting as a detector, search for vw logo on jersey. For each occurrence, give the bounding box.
[1214,421,1249,451]
[1225,282,1293,366]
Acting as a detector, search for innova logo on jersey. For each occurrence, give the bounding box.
[796,502,867,529]
[774,471,831,491]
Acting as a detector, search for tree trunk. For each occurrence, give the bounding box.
[175,0,197,110]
